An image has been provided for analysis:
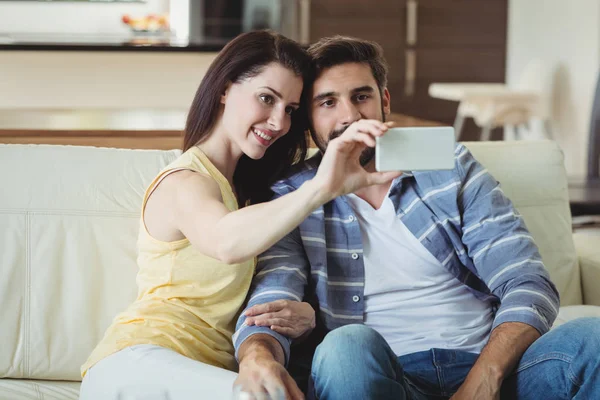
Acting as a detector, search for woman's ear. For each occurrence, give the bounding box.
[220,82,232,105]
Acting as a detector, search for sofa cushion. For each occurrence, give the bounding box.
[572,231,600,306]
[554,305,600,327]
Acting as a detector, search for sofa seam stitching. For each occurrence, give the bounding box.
[25,211,31,379]
[33,382,43,400]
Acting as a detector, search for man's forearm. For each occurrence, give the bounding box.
[238,333,286,365]
[471,322,541,384]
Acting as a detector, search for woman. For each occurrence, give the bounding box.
[80,30,398,399]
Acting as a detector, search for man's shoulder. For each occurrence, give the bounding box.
[271,153,322,194]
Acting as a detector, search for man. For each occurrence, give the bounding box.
[232,36,600,400]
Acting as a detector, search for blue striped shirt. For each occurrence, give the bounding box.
[233,144,560,364]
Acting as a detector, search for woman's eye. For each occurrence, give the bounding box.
[259,94,274,105]
[320,99,335,108]
[285,106,296,115]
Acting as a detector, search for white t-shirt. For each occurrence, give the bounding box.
[346,192,494,356]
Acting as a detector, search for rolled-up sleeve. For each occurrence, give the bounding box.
[456,144,560,335]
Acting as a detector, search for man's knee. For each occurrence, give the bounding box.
[311,325,401,398]
[313,324,389,368]
[316,324,386,352]
[554,317,600,343]
[558,317,600,348]
[531,316,600,368]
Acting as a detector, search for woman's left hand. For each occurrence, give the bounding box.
[244,300,316,339]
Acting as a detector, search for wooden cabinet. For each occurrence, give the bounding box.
[310,0,508,139]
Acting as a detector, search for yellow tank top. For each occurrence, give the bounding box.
[81,147,255,376]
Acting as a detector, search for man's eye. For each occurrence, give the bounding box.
[356,94,370,101]
[259,94,274,104]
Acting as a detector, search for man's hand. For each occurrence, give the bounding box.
[313,120,401,199]
[235,334,304,400]
[244,300,316,339]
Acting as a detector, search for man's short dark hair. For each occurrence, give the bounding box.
[307,36,389,93]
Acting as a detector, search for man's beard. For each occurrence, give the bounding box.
[312,112,385,167]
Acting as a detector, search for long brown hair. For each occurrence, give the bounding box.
[183,30,311,205]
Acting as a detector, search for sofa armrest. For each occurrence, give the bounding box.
[573,232,600,306]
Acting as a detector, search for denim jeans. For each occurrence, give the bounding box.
[309,318,600,400]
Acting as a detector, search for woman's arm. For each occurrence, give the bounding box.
[170,119,401,264]
[170,171,328,264]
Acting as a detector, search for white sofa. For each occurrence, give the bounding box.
[1,141,599,400]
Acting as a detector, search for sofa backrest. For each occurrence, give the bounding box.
[0,145,180,381]
[0,141,579,381]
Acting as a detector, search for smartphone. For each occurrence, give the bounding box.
[375,126,455,171]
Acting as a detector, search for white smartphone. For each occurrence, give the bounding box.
[375,126,455,171]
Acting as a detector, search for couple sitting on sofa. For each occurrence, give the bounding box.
[79,30,600,400]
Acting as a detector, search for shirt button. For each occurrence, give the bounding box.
[351,253,359,260]
[352,295,360,303]
[348,215,355,222]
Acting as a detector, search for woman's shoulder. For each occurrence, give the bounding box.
[162,169,221,200]
[163,147,211,174]
[158,148,228,191]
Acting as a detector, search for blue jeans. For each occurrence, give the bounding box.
[309,318,600,400]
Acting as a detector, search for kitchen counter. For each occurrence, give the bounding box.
[0,33,226,52]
